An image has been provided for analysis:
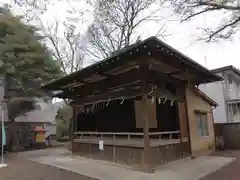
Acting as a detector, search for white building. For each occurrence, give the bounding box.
[0,74,61,139]
[200,65,240,123]
[14,98,60,139]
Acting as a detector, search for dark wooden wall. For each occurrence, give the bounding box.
[77,99,136,132]
[76,98,183,134]
[72,141,190,171]
[156,100,179,132]
[76,96,187,137]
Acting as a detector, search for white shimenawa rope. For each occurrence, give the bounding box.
[88,85,157,110]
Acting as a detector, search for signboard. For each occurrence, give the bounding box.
[99,140,104,151]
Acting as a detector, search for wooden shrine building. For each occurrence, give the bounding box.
[42,37,222,172]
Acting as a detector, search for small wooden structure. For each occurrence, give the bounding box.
[42,37,221,172]
[6,122,47,151]
[33,125,46,143]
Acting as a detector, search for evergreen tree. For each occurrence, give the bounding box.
[0,7,63,120]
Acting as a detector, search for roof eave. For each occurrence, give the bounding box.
[42,36,222,90]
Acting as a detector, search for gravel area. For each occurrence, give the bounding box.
[201,150,240,180]
[0,154,98,180]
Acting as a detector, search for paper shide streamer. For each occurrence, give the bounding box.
[87,84,176,112]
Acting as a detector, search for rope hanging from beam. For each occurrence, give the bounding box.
[78,84,177,114]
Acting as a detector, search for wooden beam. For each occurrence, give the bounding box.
[149,62,192,81]
[167,70,181,76]
[56,68,185,99]
[44,58,140,90]
[147,69,186,85]
[58,80,142,99]
[71,86,152,105]
[61,82,84,89]
[96,72,111,78]
[59,68,142,98]
[150,53,216,84]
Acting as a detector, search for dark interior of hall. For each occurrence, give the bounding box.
[76,97,180,138]
[156,99,180,138]
[76,99,136,133]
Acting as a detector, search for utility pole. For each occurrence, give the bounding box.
[204,56,208,67]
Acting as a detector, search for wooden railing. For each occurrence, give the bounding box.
[74,130,180,141]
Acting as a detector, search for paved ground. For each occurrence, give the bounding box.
[0,154,97,180]
[0,148,238,180]
[17,148,234,180]
[201,150,240,180]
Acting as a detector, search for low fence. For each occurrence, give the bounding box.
[215,123,240,149]
[74,130,181,141]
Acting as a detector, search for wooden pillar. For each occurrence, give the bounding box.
[178,101,188,158]
[69,106,75,142]
[178,102,188,138]
[143,95,150,149]
[179,107,183,159]
[138,62,153,172]
[211,107,217,151]
[184,86,193,158]
[142,94,153,172]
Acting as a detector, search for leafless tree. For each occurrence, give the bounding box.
[40,18,84,74]
[84,0,168,60]
[7,0,50,22]
[170,0,240,42]
[7,0,86,74]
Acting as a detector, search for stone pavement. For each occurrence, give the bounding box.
[18,148,235,180]
[201,150,240,180]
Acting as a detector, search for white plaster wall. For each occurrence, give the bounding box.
[223,71,240,100]
[14,98,58,123]
[199,81,227,123]
[13,99,65,138]
[44,123,56,138]
[226,80,240,100]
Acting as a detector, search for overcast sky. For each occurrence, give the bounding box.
[46,1,240,70]
[1,0,239,71]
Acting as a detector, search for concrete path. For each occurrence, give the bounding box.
[17,148,235,180]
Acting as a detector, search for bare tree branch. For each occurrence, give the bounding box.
[197,1,240,10]
[85,0,167,60]
[170,0,240,42]
[8,0,86,74]
[181,7,220,22]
